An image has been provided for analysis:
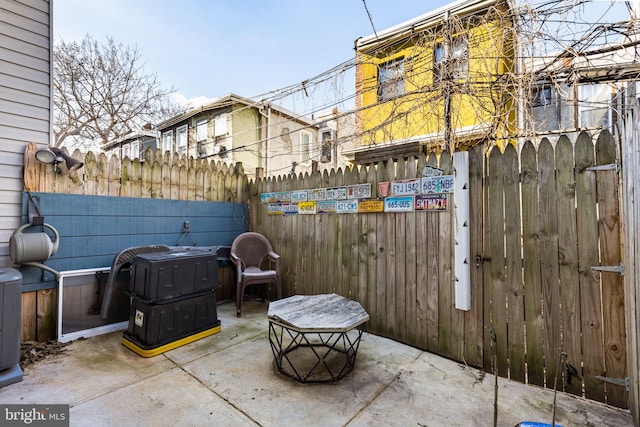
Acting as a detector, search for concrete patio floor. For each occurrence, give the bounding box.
[0,299,633,427]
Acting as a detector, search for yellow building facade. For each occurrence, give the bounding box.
[352,0,516,163]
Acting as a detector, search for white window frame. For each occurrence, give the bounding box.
[131,140,140,160]
[122,144,130,160]
[196,119,208,142]
[162,130,174,153]
[378,57,405,102]
[434,36,469,82]
[578,83,611,129]
[176,125,188,154]
[214,114,227,137]
[300,130,312,163]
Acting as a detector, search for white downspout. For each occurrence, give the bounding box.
[266,105,271,176]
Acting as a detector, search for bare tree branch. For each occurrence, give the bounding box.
[53,35,183,150]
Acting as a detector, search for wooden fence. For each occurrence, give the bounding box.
[249,130,628,409]
[21,135,629,410]
[24,144,248,203]
[20,144,247,341]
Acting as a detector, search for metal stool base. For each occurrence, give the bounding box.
[268,322,364,383]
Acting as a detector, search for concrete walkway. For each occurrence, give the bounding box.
[0,300,633,427]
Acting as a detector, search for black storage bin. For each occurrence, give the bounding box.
[129,251,219,303]
[123,291,220,352]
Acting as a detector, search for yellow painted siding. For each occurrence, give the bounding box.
[232,107,262,172]
[357,7,515,150]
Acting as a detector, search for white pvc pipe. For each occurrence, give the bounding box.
[454,151,471,311]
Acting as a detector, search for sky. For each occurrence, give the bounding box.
[53,0,633,112]
[53,0,454,108]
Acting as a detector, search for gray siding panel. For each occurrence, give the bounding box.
[0,84,50,108]
[0,111,50,132]
[0,124,49,144]
[0,0,51,267]
[1,0,49,21]
[0,58,50,84]
[0,99,50,119]
[0,45,49,71]
[0,190,22,204]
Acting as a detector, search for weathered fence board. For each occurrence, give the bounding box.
[521,140,545,387]
[539,138,562,385]
[504,144,525,383]
[595,132,627,408]
[438,153,456,359]
[465,144,484,367]
[487,147,507,375]
[556,136,581,397]
[425,153,440,353]
[405,159,418,347]
[574,132,604,402]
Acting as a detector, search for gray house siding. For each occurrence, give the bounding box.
[0,0,52,267]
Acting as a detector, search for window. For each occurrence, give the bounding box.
[131,140,140,160]
[320,128,334,163]
[300,131,311,163]
[378,58,405,102]
[196,119,208,142]
[434,36,469,82]
[122,144,130,160]
[450,38,468,80]
[176,125,188,154]
[162,131,173,153]
[579,84,611,129]
[532,85,553,107]
[214,114,227,136]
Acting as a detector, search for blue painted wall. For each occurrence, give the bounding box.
[18,192,247,291]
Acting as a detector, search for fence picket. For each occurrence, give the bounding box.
[504,144,526,382]
[575,131,604,401]
[425,152,440,353]
[438,152,455,359]
[539,138,562,385]
[394,158,407,343]
[487,146,508,372]
[466,144,484,367]
[596,131,627,408]
[556,135,582,396]
[405,157,418,346]
[521,140,544,387]
[141,160,152,198]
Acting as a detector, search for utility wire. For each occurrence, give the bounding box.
[361,0,380,43]
[109,1,636,171]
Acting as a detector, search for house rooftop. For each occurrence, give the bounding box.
[157,93,317,130]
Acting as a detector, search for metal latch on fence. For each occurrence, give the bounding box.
[596,375,629,391]
[590,263,625,276]
[586,163,618,172]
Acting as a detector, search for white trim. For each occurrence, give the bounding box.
[57,267,128,343]
[176,124,188,153]
[299,130,312,164]
[356,0,496,50]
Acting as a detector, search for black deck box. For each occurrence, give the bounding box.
[129,250,219,303]
[122,291,220,355]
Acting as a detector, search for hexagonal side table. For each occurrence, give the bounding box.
[267,293,370,383]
